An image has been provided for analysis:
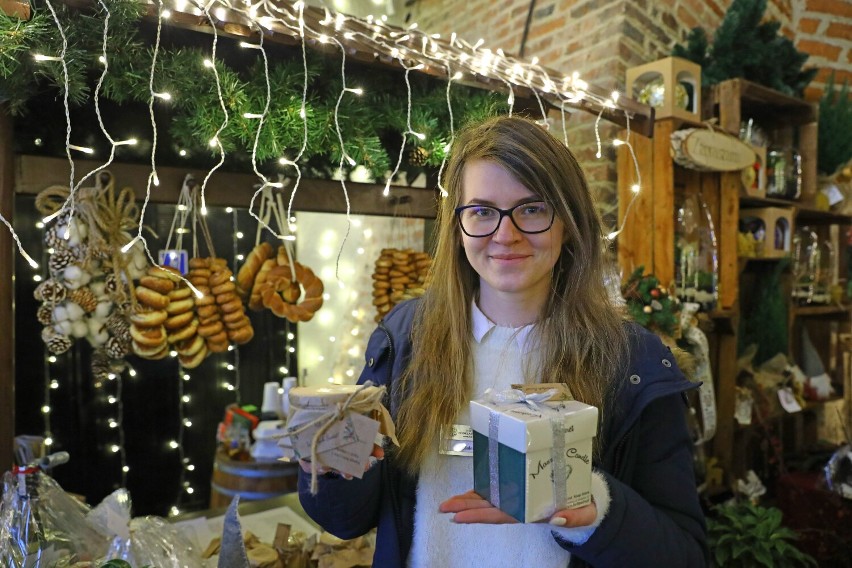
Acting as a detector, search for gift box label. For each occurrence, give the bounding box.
[470,398,598,523]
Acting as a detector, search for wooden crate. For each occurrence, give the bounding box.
[704,79,818,205]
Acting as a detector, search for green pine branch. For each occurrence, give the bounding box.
[818,73,852,175]
[671,0,816,96]
[1,0,509,179]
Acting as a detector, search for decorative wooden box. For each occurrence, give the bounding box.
[739,207,793,258]
[625,57,701,121]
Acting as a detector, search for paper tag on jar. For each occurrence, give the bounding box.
[288,412,380,478]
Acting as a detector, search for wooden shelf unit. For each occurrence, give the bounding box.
[617,78,851,490]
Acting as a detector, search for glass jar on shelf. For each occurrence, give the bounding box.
[766,146,802,200]
[674,191,718,311]
[792,227,833,305]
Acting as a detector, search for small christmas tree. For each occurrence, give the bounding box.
[672,0,817,96]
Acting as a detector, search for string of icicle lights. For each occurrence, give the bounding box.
[7,0,653,275]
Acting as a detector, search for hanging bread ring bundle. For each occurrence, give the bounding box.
[238,243,324,323]
[34,172,150,384]
[372,248,431,322]
[130,175,254,368]
[130,265,184,361]
[236,181,324,323]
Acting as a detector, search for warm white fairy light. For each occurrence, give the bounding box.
[35,0,74,197]
[242,1,311,240]
[68,144,94,154]
[116,370,128,484]
[384,62,425,198]
[594,108,605,159]
[435,67,461,197]
[120,0,168,279]
[607,114,643,241]
[216,0,646,144]
[191,0,229,219]
[1,213,39,269]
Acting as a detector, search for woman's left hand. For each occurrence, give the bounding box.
[439,490,598,527]
[439,490,517,524]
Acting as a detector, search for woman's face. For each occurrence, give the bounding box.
[459,159,565,307]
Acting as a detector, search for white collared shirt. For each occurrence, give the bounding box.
[471,300,537,355]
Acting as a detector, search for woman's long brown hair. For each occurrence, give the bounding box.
[393,115,629,475]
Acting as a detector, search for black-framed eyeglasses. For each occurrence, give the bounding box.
[454,201,556,238]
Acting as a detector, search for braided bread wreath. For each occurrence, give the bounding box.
[258,261,324,323]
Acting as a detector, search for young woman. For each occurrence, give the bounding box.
[298,115,708,567]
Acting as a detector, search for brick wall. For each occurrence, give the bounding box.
[795,0,852,100]
[405,0,851,226]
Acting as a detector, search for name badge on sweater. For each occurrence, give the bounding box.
[439,424,473,456]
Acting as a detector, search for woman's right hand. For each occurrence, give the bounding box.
[298,445,384,479]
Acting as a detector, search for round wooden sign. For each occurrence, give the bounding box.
[671,128,756,172]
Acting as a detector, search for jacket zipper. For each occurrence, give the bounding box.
[377,321,409,561]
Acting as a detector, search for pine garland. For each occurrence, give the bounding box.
[0,0,508,180]
[672,0,817,97]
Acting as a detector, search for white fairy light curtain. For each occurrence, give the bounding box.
[4,0,652,515]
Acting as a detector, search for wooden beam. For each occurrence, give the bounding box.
[718,172,740,310]
[0,106,15,472]
[616,129,654,275]
[15,155,438,218]
[652,119,675,285]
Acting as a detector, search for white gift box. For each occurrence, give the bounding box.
[470,397,598,523]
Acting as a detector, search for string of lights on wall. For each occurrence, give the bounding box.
[169,363,194,517]
[107,368,130,488]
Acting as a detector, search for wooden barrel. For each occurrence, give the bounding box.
[209,451,299,508]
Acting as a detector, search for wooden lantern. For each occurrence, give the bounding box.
[740,207,793,258]
[626,57,701,121]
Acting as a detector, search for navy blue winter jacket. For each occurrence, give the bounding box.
[299,300,708,567]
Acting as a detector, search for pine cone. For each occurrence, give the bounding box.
[91,350,112,383]
[68,287,98,313]
[407,146,430,167]
[34,279,67,303]
[49,249,77,273]
[36,304,54,326]
[44,226,64,249]
[41,327,72,355]
[105,334,129,360]
[105,312,129,337]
